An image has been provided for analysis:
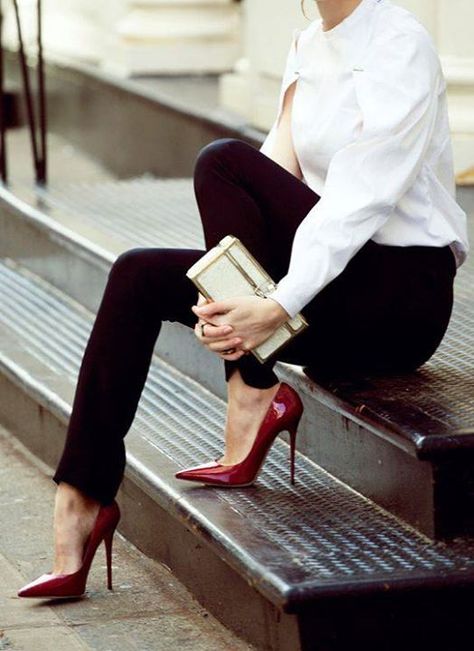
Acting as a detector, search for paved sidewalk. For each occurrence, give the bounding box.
[0,424,254,651]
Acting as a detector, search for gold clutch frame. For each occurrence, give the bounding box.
[186,235,309,363]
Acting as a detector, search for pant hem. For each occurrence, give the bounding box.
[52,471,117,506]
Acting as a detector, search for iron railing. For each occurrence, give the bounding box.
[0,0,47,184]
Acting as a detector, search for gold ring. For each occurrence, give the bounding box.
[200,322,206,337]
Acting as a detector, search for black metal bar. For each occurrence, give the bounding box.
[36,0,46,183]
[12,0,40,179]
[0,7,7,182]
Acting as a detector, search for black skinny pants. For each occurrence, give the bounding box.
[52,138,457,505]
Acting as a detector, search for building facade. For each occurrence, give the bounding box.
[4,0,473,175]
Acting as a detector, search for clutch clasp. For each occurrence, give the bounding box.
[255,280,277,298]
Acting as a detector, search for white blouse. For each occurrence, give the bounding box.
[261,0,470,319]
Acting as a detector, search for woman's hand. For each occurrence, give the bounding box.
[193,293,242,361]
[192,293,289,361]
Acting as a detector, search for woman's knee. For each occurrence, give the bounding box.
[193,138,251,182]
[109,248,150,280]
[105,249,155,303]
[108,248,177,292]
[108,247,199,298]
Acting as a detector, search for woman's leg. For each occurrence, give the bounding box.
[47,138,320,574]
[191,136,325,466]
[192,136,316,465]
[53,247,205,506]
[51,246,208,573]
[193,137,321,389]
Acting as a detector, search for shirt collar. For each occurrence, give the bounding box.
[318,0,382,40]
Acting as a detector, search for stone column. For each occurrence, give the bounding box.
[397,0,474,178]
[2,0,112,64]
[100,0,242,76]
[2,0,242,76]
[220,0,308,129]
[437,0,474,180]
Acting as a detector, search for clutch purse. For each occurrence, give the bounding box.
[186,235,308,363]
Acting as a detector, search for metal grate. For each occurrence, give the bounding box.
[1,258,474,593]
[33,176,205,249]
[26,177,474,438]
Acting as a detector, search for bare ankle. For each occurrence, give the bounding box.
[227,367,279,395]
[231,381,280,406]
[55,482,101,514]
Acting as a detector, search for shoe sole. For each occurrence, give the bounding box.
[177,432,296,488]
[18,592,86,599]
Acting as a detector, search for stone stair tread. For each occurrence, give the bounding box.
[9,177,205,254]
[2,256,474,613]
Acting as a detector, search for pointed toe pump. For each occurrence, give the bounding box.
[18,499,121,599]
[175,381,304,487]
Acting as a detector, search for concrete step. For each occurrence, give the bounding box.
[0,423,254,651]
[1,256,474,651]
[1,176,474,540]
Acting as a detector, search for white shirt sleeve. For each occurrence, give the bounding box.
[269,28,443,319]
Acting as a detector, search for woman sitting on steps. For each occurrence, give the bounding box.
[18,0,468,599]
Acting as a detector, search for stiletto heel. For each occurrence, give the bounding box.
[175,382,304,487]
[288,422,299,485]
[104,528,115,590]
[18,500,121,599]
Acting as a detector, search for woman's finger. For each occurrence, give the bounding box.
[192,299,234,319]
[217,349,246,361]
[193,324,245,360]
[193,318,249,360]
[199,321,233,340]
[194,321,236,350]
[207,337,243,353]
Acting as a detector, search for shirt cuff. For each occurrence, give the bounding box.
[268,280,305,320]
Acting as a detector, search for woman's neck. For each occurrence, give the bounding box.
[316,0,364,31]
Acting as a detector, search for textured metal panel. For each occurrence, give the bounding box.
[33,176,205,249]
[1,258,474,600]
